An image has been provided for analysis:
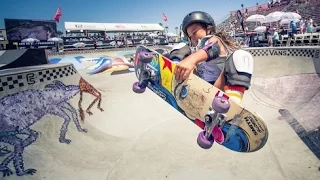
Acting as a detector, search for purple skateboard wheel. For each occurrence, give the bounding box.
[132,82,146,93]
[212,96,230,114]
[139,52,153,63]
[197,131,214,149]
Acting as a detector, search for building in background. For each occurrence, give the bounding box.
[0,29,8,50]
[63,21,168,50]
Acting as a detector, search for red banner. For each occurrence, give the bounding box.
[54,7,62,22]
[162,13,167,22]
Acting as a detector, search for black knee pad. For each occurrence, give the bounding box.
[155,49,170,59]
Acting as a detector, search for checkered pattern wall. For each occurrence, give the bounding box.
[247,48,319,58]
[0,65,77,92]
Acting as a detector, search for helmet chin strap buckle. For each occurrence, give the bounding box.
[196,39,202,49]
[187,38,198,52]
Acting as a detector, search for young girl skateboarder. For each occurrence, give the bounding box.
[169,11,254,103]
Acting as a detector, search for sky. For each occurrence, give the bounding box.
[0,0,268,32]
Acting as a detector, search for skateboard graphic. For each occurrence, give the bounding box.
[132,45,268,153]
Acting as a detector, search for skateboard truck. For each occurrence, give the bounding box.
[132,51,156,93]
[197,96,230,149]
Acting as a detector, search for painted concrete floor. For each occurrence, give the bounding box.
[0,47,319,180]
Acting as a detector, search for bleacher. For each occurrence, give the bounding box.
[245,1,291,31]
[284,0,320,24]
[274,32,320,46]
[218,0,319,33]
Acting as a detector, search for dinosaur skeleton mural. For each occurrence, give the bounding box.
[0,78,103,177]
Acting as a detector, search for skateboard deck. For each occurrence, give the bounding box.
[132,45,268,153]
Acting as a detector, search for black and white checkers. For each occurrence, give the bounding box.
[0,65,77,92]
[37,66,77,83]
[247,48,319,58]
[0,75,24,92]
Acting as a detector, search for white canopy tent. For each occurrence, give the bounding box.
[264,11,285,22]
[254,26,267,33]
[166,32,178,37]
[65,22,106,31]
[281,12,301,20]
[260,11,302,23]
[65,22,165,32]
[103,23,164,32]
[280,19,300,24]
[246,14,266,22]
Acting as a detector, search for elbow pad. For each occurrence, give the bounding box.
[201,42,220,62]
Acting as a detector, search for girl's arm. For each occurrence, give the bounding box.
[185,37,222,65]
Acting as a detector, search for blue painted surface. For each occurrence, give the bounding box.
[48,50,135,72]
[87,58,112,75]
[49,56,86,70]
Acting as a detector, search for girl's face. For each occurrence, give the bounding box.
[186,23,207,46]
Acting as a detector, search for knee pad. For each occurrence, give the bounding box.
[155,48,170,59]
[171,42,188,51]
[224,49,253,89]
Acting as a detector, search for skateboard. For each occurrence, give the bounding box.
[132,45,268,153]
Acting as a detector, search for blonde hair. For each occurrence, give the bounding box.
[214,31,240,52]
[206,24,239,52]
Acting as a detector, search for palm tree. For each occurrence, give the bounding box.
[158,22,163,27]
[165,26,169,33]
[241,4,244,10]
[175,27,178,35]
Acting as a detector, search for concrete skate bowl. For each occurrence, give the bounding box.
[48,48,133,74]
[246,47,320,159]
[47,46,171,75]
[0,49,48,70]
[0,63,130,179]
[0,47,319,180]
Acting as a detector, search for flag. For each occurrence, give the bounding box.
[54,7,62,22]
[162,13,167,21]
